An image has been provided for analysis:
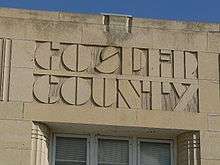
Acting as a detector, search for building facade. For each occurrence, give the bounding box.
[0,8,219,165]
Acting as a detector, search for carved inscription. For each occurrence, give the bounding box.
[33,41,199,112]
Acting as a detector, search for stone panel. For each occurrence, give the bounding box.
[198,52,219,81]
[0,102,23,119]
[199,80,220,113]
[200,131,220,160]
[9,67,34,102]
[0,120,32,150]
[208,32,220,52]
[0,149,31,165]
[208,114,220,131]
[201,159,220,165]
[11,40,35,68]
[152,29,207,51]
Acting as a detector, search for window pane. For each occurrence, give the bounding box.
[55,137,87,165]
[98,139,129,165]
[140,142,171,165]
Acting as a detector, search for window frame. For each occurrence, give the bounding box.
[53,134,90,165]
[52,134,175,165]
[137,138,174,165]
[96,135,132,165]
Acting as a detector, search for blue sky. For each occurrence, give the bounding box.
[0,0,219,23]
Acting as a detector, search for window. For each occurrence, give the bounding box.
[54,135,173,165]
[98,139,129,165]
[55,136,88,165]
[139,141,171,165]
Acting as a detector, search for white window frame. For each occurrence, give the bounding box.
[137,138,174,165]
[53,134,90,165]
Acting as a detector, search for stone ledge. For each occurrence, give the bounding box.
[23,103,207,131]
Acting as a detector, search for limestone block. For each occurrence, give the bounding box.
[0,120,32,150]
[81,24,107,45]
[169,111,207,130]
[136,110,172,128]
[59,12,103,24]
[132,18,219,32]
[9,67,34,102]
[200,131,220,160]
[208,114,220,131]
[152,29,207,51]
[199,80,220,113]
[208,32,220,52]
[198,52,219,81]
[0,102,23,119]
[11,40,35,68]
[136,110,206,130]
[201,159,220,165]
[0,149,31,165]
[30,20,83,43]
[124,27,153,48]
[21,149,32,165]
[0,16,82,43]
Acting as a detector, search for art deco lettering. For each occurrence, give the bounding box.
[0,39,199,111]
[31,41,199,112]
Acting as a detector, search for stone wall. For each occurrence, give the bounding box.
[0,8,219,165]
